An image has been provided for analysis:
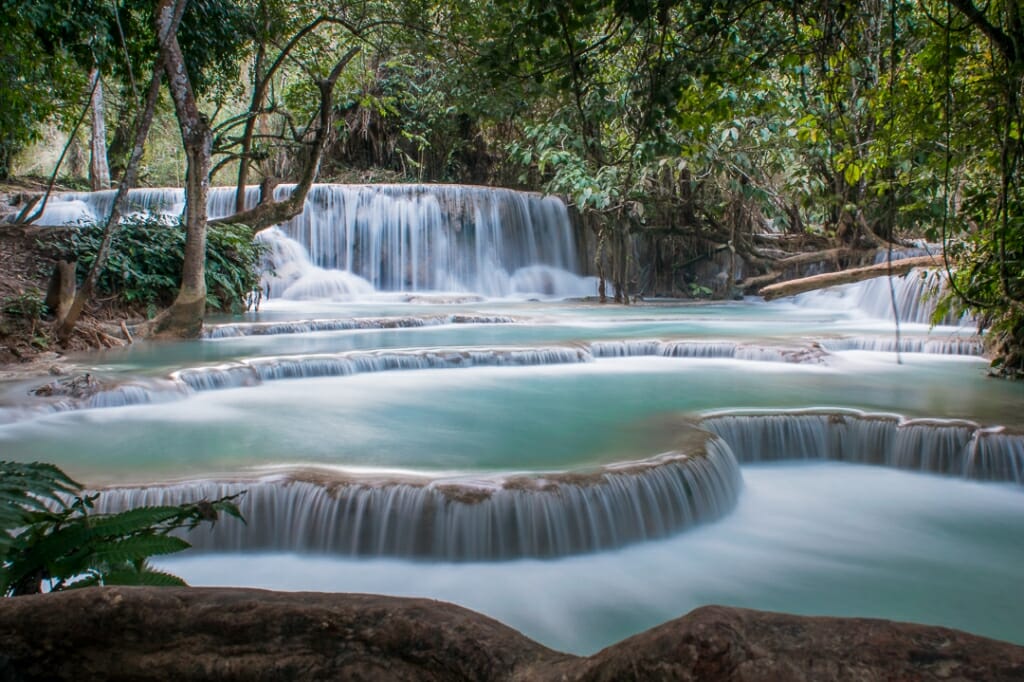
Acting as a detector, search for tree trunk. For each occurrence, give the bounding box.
[151,0,212,338]
[88,68,111,191]
[54,67,164,345]
[46,260,77,324]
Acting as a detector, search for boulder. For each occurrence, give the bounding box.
[0,587,1022,681]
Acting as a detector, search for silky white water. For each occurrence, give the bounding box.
[157,463,1024,654]
[7,183,1023,651]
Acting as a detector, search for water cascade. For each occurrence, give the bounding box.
[94,439,742,560]
[36,184,595,298]
[817,336,983,355]
[700,409,1024,483]
[7,184,1021,650]
[791,268,968,325]
[13,333,991,423]
[205,314,519,339]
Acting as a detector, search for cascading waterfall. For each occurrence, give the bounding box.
[93,439,742,560]
[790,268,969,325]
[700,409,1024,483]
[35,184,596,298]
[274,184,586,296]
[85,408,1024,560]
[818,336,983,355]
[204,314,519,339]
[14,333,989,422]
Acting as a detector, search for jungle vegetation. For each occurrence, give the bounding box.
[0,0,1020,373]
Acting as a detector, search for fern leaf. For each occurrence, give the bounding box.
[89,535,192,565]
[100,567,188,587]
[86,505,196,538]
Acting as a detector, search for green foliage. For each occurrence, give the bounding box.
[53,217,266,314]
[1,289,45,322]
[0,460,244,596]
[0,5,87,177]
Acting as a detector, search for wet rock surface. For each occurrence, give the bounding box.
[1,587,1022,681]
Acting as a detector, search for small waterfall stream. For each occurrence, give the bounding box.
[701,409,1024,483]
[791,268,968,325]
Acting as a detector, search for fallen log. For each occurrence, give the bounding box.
[759,254,941,301]
[739,271,782,293]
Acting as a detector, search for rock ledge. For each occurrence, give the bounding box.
[0,587,1022,681]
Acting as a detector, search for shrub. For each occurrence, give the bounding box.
[53,218,265,316]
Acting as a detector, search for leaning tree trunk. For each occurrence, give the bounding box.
[152,0,211,338]
[55,68,164,345]
[88,68,111,191]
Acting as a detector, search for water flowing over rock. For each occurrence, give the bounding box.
[94,439,742,560]
[2,588,1022,681]
[205,313,519,339]
[589,339,829,363]
[14,334,988,422]
[171,346,594,392]
[37,184,596,298]
[819,335,984,355]
[791,268,969,325]
[701,409,1024,483]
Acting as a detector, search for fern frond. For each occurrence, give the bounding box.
[100,567,188,587]
[86,505,198,537]
[89,535,192,565]
[0,461,81,539]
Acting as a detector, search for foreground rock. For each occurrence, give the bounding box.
[0,587,1022,681]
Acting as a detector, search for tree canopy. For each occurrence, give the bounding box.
[1,0,1020,371]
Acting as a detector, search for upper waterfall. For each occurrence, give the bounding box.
[35,183,597,299]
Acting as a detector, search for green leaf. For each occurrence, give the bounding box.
[89,535,192,566]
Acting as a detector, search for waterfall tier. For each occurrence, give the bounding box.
[94,440,742,560]
[818,336,983,355]
[36,184,594,298]
[89,408,1024,561]
[791,268,969,325]
[14,335,983,422]
[204,314,519,339]
[700,409,1024,483]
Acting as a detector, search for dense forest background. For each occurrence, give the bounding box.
[0,0,1021,371]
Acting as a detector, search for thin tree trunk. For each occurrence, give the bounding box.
[88,68,111,191]
[152,0,212,338]
[234,43,267,214]
[54,68,166,344]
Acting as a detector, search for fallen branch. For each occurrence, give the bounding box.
[739,271,782,292]
[758,255,941,300]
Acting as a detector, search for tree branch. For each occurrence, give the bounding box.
[214,46,361,231]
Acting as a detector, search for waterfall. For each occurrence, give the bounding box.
[93,440,742,560]
[171,347,594,392]
[36,184,595,298]
[205,314,519,339]
[790,268,969,325]
[589,339,827,363]
[700,409,1024,483]
[818,336,984,355]
[18,332,989,422]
